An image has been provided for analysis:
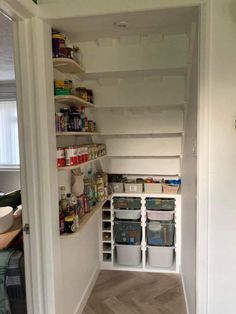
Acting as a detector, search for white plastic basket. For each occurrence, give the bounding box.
[125,183,143,193]
[144,183,162,194]
[146,210,174,221]
[148,246,174,268]
[116,244,141,266]
[114,210,141,220]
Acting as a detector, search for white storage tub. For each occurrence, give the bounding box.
[125,183,143,193]
[147,246,174,268]
[146,210,174,221]
[114,209,141,220]
[144,183,162,194]
[116,244,141,266]
[109,182,124,193]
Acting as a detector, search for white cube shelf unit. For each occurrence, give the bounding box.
[100,193,181,273]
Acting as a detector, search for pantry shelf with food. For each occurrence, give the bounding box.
[60,199,108,238]
[57,155,107,171]
[54,95,94,108]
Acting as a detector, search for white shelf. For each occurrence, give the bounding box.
[56,132,98,136]
[81,66,187,80]
[96,132,184,137]
[54,95,94,108]
[58,155,106,171]
[94,103,186,110]
[108,155,182,159]
[53,58,85,74]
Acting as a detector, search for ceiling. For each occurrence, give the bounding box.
[48,6,197,42]
[0,13,15,81]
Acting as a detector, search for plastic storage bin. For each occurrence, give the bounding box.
[114,221,141,245]
[114,210,141,220]
[109,182,124,193]
[147,222,175,246]
[116,244,141,266]
[113,197,141,209]
[144,183,162,194]
[146,210,174,221]
[146,198,175,211]
[148,246,174,268]
[125,183,143,193]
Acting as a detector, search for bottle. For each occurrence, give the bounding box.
[59,208,65,234]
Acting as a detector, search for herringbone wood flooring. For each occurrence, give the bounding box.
[83,271,187,314]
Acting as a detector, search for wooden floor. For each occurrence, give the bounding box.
[83,270,187,314]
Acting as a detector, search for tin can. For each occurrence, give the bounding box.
[57,148,65,167]
[55,112,65,132]
[72,146,78,165]
[65,147,74,166]
[64,216,76,233]
[52,32,66,58]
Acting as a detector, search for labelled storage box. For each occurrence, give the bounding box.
[146,198,175,211]
[114,210,141,220]
[114,221,141,245]
[113,197,141,209]
[125,183,143,193]
[116,244,141,266]
[146,210,174,222]
[148,246,174,268]
[144,183,162,194]
[109,182,124,193]
[147,222,175,246]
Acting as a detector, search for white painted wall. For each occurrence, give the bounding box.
[60,212,101,314]
[207,1,236,313]
[0,170,20,193]
[181,22,198,314]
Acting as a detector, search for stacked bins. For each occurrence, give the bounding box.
[113,197,142,266]
[146,198,175,267]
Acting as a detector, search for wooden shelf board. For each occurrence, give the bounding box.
[53,58,85,74]
[58,155,106,171]
[54,95,94,108]
[0,217,22,250]
[56,132,98,136]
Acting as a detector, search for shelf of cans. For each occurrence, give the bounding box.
[55,105,96,134]
[59,172,108,235]
[57,143,106,170]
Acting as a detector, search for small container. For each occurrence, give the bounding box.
[147,222,175,246]
[76,87,88,101]
[114,221,141,245]
[144,183,162,194]
[125,183,143,193]
[146,210,174,221]
[52,32,66,58]
[57,148,65,167]
[113,197,141,209]
[64,216,76,233]
[86,89,94,103]
[55,112,65,132]
[114,210,141,220]
[146,198,175,211]
[109,182,124,193]
[65,147,74,166]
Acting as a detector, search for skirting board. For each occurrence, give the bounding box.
[179,266,190,314]
[74,265,100,314]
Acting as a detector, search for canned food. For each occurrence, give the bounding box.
[52,32,66,58]
[54,80,65,89]
[65,147,74,166]
[57,148,65,167]
[64,216,76,233]
[72,146,78,165]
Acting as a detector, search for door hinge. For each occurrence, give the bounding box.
[23,223,30,235]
